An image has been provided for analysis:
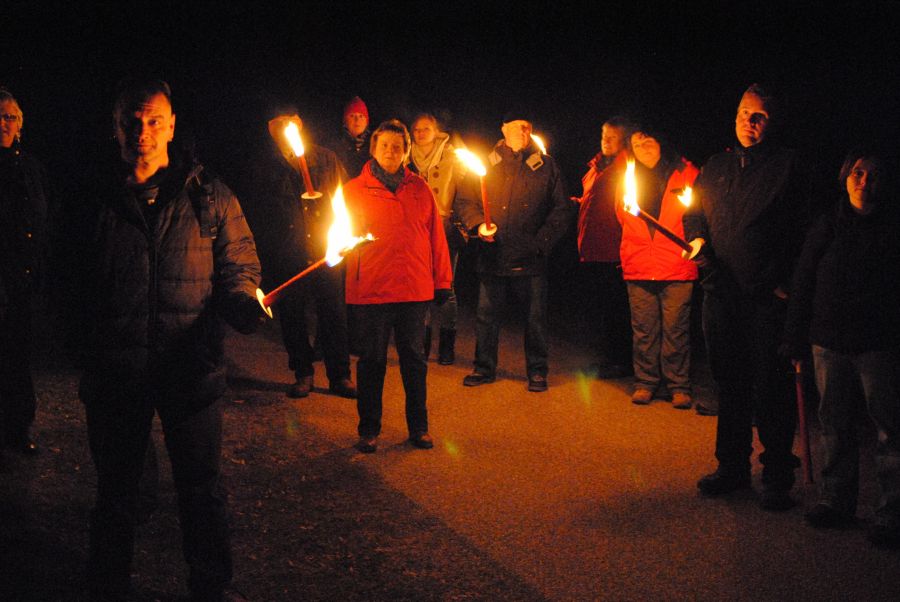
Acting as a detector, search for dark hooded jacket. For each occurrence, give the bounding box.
[455,139,573,277]
[72,159,261,404]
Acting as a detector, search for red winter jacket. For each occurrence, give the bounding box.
[617,158,699,281]
[576,151,627,262]
[344,162,452,304]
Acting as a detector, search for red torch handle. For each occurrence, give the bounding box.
[480,177,492,228]
[297,156,317,197]
[635,208,692,253]
[261,257,328,308]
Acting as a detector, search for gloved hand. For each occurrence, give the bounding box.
[232,294,268,334]
[434,289,452,306]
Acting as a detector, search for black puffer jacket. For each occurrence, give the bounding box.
[455,140,573,277]
[75,160,261,403]
[0,145,50,306]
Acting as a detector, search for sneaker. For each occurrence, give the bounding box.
[355,436,378,454]
[631,389,653,405]
[672,392,693,410]
[409,432,434,449]
[288,375,313,398]
[760,488,796,512]
[528,374,548,392]
[463,372,495,387]
[805,503,854,528]
[329,377,357,399]
[697,469,751,496]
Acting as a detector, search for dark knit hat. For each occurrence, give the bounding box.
[502,107,534,125]
[344,96,369,120]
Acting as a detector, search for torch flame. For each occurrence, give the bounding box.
[678,185,693,207]
[623,159,640,216]
[283,121,306,158]
[454,148,487,177]
[325,185,373,267]
[531,133,547,155]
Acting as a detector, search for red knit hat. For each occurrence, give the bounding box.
[343,96,369,120]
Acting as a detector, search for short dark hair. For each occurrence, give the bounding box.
[743,83,777,116]
[603,115,634,139]
[838,146,888,190]
[370,119,411,156]
[113,77,173,120]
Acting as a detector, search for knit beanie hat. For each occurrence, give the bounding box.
[344,96,369,120]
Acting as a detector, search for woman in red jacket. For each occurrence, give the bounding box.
[344,119,453,453]
[617,129,699,408]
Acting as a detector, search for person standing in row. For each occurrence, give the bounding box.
[456,110,573,392]
[334,96,371,178]
[408,112,465,365]
[344,119,452,453]
[0,87,49,464]
[618,128,698,408]
[574,116,633,379]
[684,84,808,511]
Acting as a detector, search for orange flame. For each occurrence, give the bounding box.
[531,133,547,155]
[283,121,306,157]
[454,148,487,176]
[325,185,373,267]
[678,185,693,207]
[623,159,640,216]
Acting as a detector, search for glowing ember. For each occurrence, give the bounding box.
[678,185,693,207]
[325,185,373,267]
[531,133,547,155]
[623,159,640,216]
[454,148,487,176]
[283,121,306,157]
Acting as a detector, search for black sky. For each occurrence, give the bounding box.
[5,1,900,196]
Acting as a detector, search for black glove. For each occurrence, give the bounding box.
[434,289,452,306]
[232,294,268,334]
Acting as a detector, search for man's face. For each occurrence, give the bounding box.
[846,157,881,210]
[373,131,406,174]
[412,117,437,147]
[600,124,624,157]
[630,132,661,169]
[735,91,770,148]
[0,100,22,148]
[345,112,368,137]
[115,92,175,165]
[501,120,533,152]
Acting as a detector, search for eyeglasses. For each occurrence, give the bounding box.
[1,113,21,123]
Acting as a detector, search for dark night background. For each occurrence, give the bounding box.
[4,1,900,251]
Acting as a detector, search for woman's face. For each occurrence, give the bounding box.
[846,157,881,212]
[373,131,406,174]
[630,132,661,169]
[412,117,437,147]
[0,100,22,148]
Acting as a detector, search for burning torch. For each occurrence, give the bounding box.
[622,158,694,254]
[282,120,322,200]
[256,185,373,318]
[530,133,548,155]
[454,148,497,239]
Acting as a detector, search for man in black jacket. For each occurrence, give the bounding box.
[455,111,573,392]
[683,84,807,511]
[71,79,262,601]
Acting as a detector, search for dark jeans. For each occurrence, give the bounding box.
[81,374,231,599]
[278,266,350,382]
[626,280,693,393]
[0,297,36,446]
[581,262,632,368]
[353,302,429,438]
[474,273,548,378]
[813,345,900,519]
[425,216,464,331]
[702,288,797,489]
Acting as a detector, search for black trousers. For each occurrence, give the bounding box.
[581,262,632,368]
[0,297,36,446]
[353,302,429,438]
[81,374,232,600]
[702,288,798,489]
[277,266,351,382]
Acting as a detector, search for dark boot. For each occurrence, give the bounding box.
[438,328,456,365]
[424,327,433,361]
